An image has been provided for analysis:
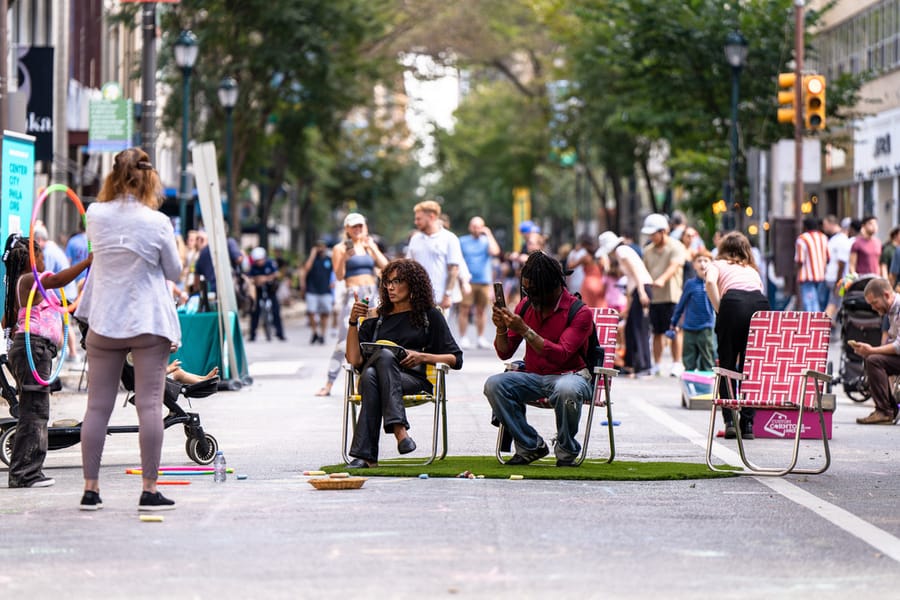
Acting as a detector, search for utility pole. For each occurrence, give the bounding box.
[0,0,8,138]
[141,3,157,164]
[794,0,804,237]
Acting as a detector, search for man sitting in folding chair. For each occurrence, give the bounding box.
[850,277,900,425]
[484,251,597,467]
[343,259,463,469]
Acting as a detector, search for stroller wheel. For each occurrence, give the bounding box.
[0,425,16,467]
[186,433,218,465]
[843,373,871,402]
[846,387,871,403]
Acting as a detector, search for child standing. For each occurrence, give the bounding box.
[2,234,92,488]
[670,249,716,372]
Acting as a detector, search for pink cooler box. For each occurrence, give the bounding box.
[753,409,833,439]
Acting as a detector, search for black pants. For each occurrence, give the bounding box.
[250,287,284,340]
[8,334,57,487]
[349,349,430,462]
[624,285,652,373]
[715,289,770,429]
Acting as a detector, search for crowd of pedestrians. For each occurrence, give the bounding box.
[9,141,900,498]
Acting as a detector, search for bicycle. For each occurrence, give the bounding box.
[256,285,276,341]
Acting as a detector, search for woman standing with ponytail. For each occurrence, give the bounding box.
[75,147,183,512]
[705,232,770,439]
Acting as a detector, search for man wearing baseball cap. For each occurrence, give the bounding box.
[641,214,686,377]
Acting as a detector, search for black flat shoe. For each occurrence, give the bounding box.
[345,458,373,469]
[398,437,417,454]
[505,440,550,465]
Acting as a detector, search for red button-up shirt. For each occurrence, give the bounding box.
[495,289,594,375]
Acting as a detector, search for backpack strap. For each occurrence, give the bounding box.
[516,298,531,318]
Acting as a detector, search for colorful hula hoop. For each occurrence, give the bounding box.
[28,184,88,308]
[23,281,69,386]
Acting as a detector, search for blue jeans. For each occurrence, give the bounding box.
[484,371,591,459]
[799,281,827,313]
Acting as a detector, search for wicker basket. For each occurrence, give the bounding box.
[307,476,367,490]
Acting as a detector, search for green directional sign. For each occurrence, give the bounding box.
[88,98,133,152]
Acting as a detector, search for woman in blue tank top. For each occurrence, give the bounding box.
[316,212,389,396]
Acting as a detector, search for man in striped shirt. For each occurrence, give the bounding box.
[795,217,830,312]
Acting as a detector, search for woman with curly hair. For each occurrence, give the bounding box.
[343,258,463,468]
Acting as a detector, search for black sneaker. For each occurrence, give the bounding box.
[724,425,737,439]
[138,491,175,512]
[79,490,103,511]
[740,428,755,440]
[505,439,550,465]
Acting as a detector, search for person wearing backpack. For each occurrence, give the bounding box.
[484,251,598,467]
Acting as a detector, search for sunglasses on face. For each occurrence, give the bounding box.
[383,278,404,288]
[521,284,561,305]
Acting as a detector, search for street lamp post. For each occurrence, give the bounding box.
[174,30,199,237]
[724,31,748,232]
[217,76,238,228]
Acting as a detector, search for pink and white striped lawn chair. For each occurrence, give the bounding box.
[495,307,620,465]
[706,311,833,476]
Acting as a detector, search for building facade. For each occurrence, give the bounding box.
[812,0,900,228]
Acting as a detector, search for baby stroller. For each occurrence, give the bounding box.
[838,275,882,402]
[0,353,220,467]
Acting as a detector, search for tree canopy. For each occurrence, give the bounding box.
[108,0,867,251]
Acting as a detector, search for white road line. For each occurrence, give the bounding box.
[631,396,900,564]
[248,360,304,376]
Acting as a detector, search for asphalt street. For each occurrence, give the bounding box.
[3,305,900,599]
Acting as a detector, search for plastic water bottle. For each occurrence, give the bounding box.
[213,451,227,483]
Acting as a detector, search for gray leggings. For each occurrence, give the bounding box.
[81,331,171,481]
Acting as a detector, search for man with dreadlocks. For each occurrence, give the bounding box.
[484,250,595,466]
[2,233,92,488]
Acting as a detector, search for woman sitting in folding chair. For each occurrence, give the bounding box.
[344,259,463,469]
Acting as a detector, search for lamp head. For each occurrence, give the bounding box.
[218,77,239,109]
[724,31,748,69]
[174,30,199,70]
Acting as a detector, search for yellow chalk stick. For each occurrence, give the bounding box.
[139,515,164,522]
[509,475,524,480]
[329,472,350,479]
[303,470,326,476]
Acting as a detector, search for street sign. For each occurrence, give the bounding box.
[1,130,35,302]
[512,187,531,252]
[88,98,134,153]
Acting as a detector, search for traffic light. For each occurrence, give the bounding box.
[804,74,826,131]
[777,73,797,125]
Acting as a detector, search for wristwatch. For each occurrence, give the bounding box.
[348,320,358,327]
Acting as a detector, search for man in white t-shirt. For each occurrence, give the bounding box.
[406,200,465,310]
[823,215,852,319]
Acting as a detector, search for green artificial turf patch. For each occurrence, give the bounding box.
[321,456,736,481]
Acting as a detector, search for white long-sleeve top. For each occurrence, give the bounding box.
[75,195,182,345]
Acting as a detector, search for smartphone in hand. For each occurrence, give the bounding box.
[493,282,506,308]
